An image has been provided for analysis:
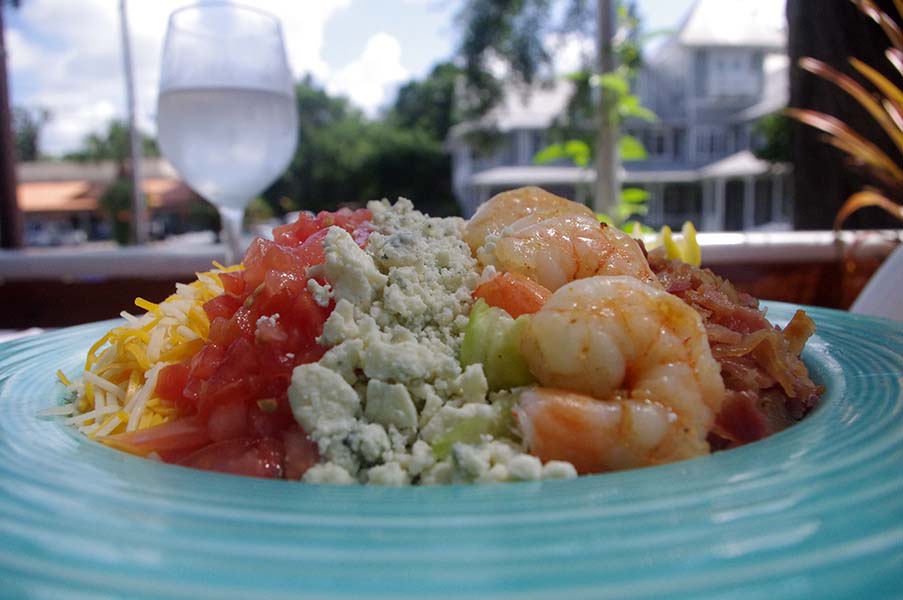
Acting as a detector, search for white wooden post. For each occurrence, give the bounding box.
[714,177,726,230]
[743,176,755,230]
[772,172,783,224]
[593,0,619,215]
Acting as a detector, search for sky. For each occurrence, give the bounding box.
[4,0,694,156]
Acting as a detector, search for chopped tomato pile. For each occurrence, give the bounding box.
[104,209,372,479]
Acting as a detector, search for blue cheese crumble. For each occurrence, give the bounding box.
[288,199,577,485]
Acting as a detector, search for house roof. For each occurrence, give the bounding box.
[16,158,180,183]
[448,82,575,138]
[735,54,790,121]
[677,0,786,49]
[468,151,791,188]
[469,165,702,188]
[18,181,98,213]
[18,177,195,214]
[698,150,789,178]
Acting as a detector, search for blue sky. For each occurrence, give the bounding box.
[5,0,694,155]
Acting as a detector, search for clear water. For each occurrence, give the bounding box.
[157,87,297,210]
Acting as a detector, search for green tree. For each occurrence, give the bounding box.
[362,123,458,216]
[752,113,792,164]
[263,75,459,217]
[99,178,132,245]
[66,120,159,245]
[263,77,375,213]
[387,62,462,141]
[457,0,580,119]
[11,105,49,161]
[65,120,159,170]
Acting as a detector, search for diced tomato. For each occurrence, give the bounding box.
[148,207,372,479]
[217,271,245,296]
[282,426,319,480]
[179,437,285,479]
[203,294,243,322]
[188,343,226,381]
[247,395,295,438]
[155,363,190,403]
[272,207,373,247]
[473,272,551,318]
[103,417,210,457]
[206,399,249,441]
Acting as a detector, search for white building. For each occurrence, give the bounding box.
[448,0,792,231]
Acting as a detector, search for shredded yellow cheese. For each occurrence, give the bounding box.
[63,263,236,441]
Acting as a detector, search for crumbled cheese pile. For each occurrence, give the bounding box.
[288,199,577,485]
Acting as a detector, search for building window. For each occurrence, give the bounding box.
[707,49,758,97]
[695,128,726,159]
[662,183,702,228]
[530,130,545,161]
[754,178,773,226]
[724,181,745,231]
[673,128,686,162]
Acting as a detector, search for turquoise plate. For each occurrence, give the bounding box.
[0,303,901,599]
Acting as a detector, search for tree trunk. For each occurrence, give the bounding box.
[787,0,902,230]
[118,0,148,244]
[0,4,23,248]
[593,0,619,215]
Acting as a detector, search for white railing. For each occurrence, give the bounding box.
[0,230,900,281]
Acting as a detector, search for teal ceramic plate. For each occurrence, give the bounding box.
[0,303,901,599]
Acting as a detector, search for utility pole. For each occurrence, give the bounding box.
[118,0,148,244]
[593,0,619,215]
[0,2,23,248]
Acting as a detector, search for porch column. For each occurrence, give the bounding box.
[651,182,665,227]
[772,172,784,224]
[714,177,726,230]
[743,176,755,230]
[701,179,714,231]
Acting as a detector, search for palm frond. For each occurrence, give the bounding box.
[883,98,903,134]
[800,58,903,155]
[786,108,903,185]
[834,189,903,229]
[854,0,903,52]
[887,48,903,77]
[849,58,903,109]
[824,137,903,190]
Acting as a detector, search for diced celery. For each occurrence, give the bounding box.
[461,299,535,391]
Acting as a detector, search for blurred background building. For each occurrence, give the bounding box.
[449,0,792,230]
[17,158,200,246]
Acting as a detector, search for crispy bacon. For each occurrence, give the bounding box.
[648,249,822,449]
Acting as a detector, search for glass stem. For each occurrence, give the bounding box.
[220,206,245,266]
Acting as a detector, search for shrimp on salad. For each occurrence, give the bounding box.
[514,276,726,473]
[463,186,656,291]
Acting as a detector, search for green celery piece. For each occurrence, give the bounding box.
[432,416,494,460]
[461,299,535,391]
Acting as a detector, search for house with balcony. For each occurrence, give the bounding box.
[447,0,792,231]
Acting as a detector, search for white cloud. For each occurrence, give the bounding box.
[6,0,350,155]
[325,32,409,116]
[5,29,42,73]
[544,32,595,75]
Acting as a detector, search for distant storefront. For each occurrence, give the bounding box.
[16,158,206,245]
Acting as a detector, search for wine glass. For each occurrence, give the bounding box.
[157,3,298,265]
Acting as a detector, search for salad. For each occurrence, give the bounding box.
[51,187,821,484]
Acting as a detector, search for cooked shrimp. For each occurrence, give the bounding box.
[514,388,677,474]
[463,186,594,250]
[515,276,726,472]
[464,186,655,290]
